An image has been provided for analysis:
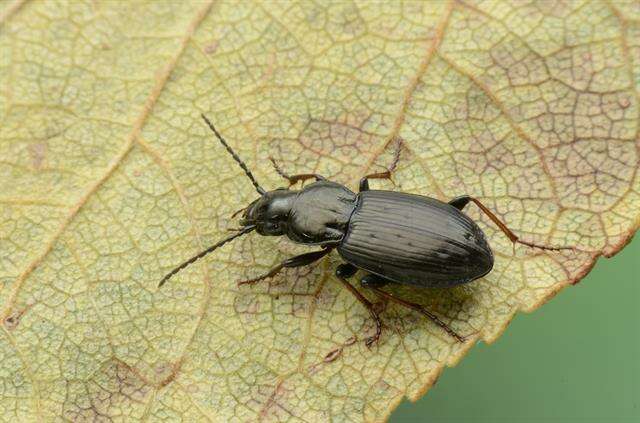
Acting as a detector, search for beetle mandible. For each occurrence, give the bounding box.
[159,114,572,346]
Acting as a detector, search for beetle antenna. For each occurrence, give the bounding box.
[201,113,266,195]
[158,225,255,288]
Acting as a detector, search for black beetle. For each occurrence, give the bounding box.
[159,114,571,346]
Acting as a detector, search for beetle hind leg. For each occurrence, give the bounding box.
[365,284,466,343]
[335,264,382,348]
[449,195,574,252]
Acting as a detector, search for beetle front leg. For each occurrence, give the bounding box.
[335,264,382,348]
[238,248,331,286]
[269,157,325,187]
[448,195,574,252]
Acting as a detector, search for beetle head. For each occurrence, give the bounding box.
[240,189,296,236]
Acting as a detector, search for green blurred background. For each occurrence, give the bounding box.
[391,235,639,422]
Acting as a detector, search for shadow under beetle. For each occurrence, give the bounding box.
[159,114,572,347]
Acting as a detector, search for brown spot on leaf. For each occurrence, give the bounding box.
[29,142,47,170]
[258,380,292,421]
[376,379,390,392]
[4,311,23,330]
[308,335,364,374]
[62,359,150,422]
[204,39,219,54]
[3,305,32,330]
[259,51,277,86]
[234,295,261,315]
[323,347,343,363]
[344,335,357,346]
[619,97,630,109]
[157,359,183,388]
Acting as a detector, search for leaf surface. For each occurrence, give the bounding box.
[1,1,638,421]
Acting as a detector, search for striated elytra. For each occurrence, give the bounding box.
[158,114,571,346]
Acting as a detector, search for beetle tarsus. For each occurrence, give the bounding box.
[368,286,466,343]
[365,330,381,349]
[515,238,575,252]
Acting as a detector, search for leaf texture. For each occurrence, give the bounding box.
[0,1,638,421]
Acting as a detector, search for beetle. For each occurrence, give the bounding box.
[159,114,572,346]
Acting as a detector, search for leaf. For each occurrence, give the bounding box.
[0,0,638,421]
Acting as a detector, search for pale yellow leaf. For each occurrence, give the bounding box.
[1,1,638,422]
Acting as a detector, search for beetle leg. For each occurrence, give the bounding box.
[238,248,331,286]
[448,195,472,211]
[335,264,382,348]
[269,157,325,187]
[448,195,574,252]
[359,139,402,192]
[367,286,466,343]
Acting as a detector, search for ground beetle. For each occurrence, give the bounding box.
[159,114,571,346]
